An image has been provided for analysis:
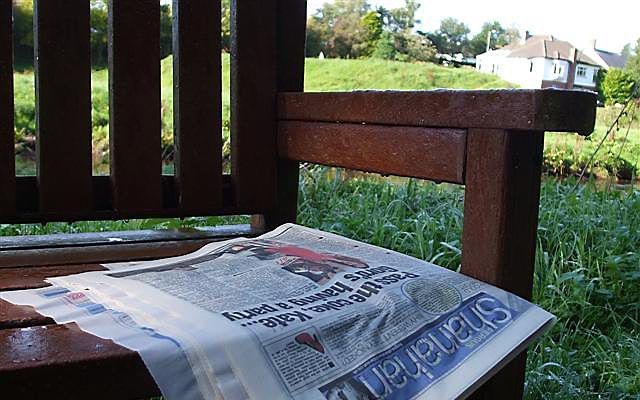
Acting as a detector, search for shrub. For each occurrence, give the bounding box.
[602,68,636,105]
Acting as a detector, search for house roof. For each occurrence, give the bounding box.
[594,49,627,69]
[505,35,600,66]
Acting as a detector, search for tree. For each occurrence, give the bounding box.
[602,68,636,105]
[159,4,173,59]
[624,38,640,86]
[306,0,371,58]
[381,0,420,33]
[360,10,384,56]
[221,0,231,51]
[12,0,34,70]
[621,43,633,60]
[424,18,470,56]
[467,22,520,56]
[89,1,108,68]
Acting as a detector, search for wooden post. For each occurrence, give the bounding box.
[34,0,93,214]
[173,0,223,212]
[461,128,545,399]
[108,0,162,213]
[253,0,307,231]
[231,0,278,211]
[0,0,14,218]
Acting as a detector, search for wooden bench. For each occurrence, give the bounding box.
[0,0,596,398]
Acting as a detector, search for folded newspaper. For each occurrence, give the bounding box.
[1,224,555,399]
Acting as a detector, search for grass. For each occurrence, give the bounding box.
[545,105,640,181]
[12,55,514,175]
[297,167,640,399]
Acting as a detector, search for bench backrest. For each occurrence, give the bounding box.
[0,0,306,224]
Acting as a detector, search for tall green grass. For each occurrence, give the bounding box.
[296,167,640,399]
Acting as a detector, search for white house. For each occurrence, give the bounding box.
[476,34,600,90]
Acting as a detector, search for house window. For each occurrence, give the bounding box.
[577,66,587,77]
[553,62,563,75]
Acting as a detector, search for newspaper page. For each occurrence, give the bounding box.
[1,224,555,400]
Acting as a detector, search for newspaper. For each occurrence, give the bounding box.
[1,224,555,400]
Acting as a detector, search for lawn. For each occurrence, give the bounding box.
[12,55,516,175]
[12,55,639,179]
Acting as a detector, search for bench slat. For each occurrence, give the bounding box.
[231,0,278,210]
[0,0,14,217]
[173,0,223,212]
[34,0,93,214]
[278,90,597,134]
[9,175,242,223]
[0,301,53,330]
[0,324,160,399]
[258,0,308,230]
[279,121,467,184]
[109,0,162,213]
[0,264,106,290]
[461,128,545,398]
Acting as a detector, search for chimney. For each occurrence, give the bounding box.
[525,30,532,40]
[590,39,597,49]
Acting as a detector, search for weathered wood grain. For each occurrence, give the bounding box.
[0,324,160,399]
[258,0,307,230]
[231,0,278,210]
[278,89,597,134]
[278,121,466,184]
[461,128,545,399]
[5,175,243,224]
[0,301,54,329]
[0,224,260,268]
[34,0,93,214]
[108,0,162,213]
[0,264,107,289]
[0,0,15,217]
[173,0,222,211]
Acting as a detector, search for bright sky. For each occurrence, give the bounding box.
[307,0,640,53]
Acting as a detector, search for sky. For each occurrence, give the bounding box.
[307,0,640,53]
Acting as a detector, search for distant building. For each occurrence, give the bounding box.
[582,40,628,70]
[475,33,601,90]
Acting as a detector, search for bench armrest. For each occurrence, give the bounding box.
[276,89,597,184]
[278,89,597,135]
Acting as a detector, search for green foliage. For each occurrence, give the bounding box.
[12,0,172,69]
[12,0,34,70]
[467,21,521,56]
[372,31,435,62]
[89,1,108,68]
[371,31,397,60]
[361,10,384,56]
[305,0,370,59]
[624,38,640,86]
[424,17,470,56]
[221,0,231,52]
[306,0,434,61]
[602,68,636,105]
[594,68,607,105]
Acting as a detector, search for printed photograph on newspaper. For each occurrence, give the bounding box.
[0,224,555,400]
